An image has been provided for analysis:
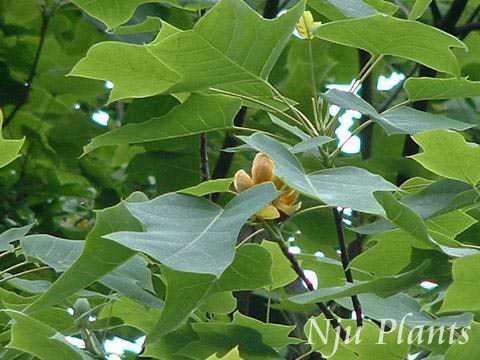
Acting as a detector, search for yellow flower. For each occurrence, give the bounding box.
[233,153,301,220]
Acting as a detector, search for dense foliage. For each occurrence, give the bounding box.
[2,0,480,359]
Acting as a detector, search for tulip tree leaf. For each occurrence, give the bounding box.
[411,129,480,186]
[409,0,432,20]
[149,267,216,342]
[4,310,87,360]
[107,183,279,276]
[239,133,397,215]
[308,0,398,20]
[180,178,234,197]
[289,261,429,305]
[261,241,298,289]
[232,312,301,348]
[405,77,480,102]
[322,89,474,135]
[70,0,305,102]
[374,192,479,258]
[25,192,148,315]
[20,234,162,309]
[441,254,480,312]
[216,244,273,291]
[71,0,215,29]
[0,109,25,168]
[206,347,243,360]
[83,94,242,154]
[179,323,280,359]
[0,224,33,252]
[314,15,465,75]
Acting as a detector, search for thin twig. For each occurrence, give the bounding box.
[378,64,418,113]
[430,1,442,23]
[3,8,51,128]
[0,266,49,285]
[332,209,363,327]
[264,222,347,341]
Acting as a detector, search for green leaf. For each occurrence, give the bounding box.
[308,0,398,20]
[405,77,480,102]
[441,254,480,312]
[4,310,87,360]
[0,109,25,168]
[83,94,242,154]
[322,89,474,135]
[216,244,273,291]
[21,234,162,309]
[112,16,163,35]
[149,266,215,342]
[70,0,305,102]
[232,312,300,348]
[239,133,397,215]
[374,192,479,257]
[337,293,473,328]
[289,261,429,304]
[206,347,243,360]
[261,241,298,290]
[350,234,412,276]
[0,224,33,252]
[409,0,432,20]
[314,15,465,75]
[98,296,161,334]
[444,322,480,360]
[411,129,480,186]
[107,183,279,276]
[180,178,234,197]
[71,0,213,29]
[291,136,334,154]
[25,192,148,315]
[179,323,280,360]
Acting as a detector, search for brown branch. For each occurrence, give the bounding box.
[3,9,50,128]
[430,1,442,23]
[269,224,348,341]
[199,132,211,182]
[332,209,363,327]
[455,22,480,37]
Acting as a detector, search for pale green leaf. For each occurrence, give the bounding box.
[411,129,480,186]
[216,244,273,291]
[405,77,480,102]
[289,261,429,304]
[149,266,215,342]
[112,16,163,35]
[239,133,398,215]
[83,94,241,154]
[308,0,398,20]
[232,312,301,348]
[107,183,279,276]
[21,234,163,309]
[206,347,243,360]
[409,0,432,20]
[179,323,280,359]
[315,15,465,75]
[261,241,298,290]
[72,0,214,29]
[322,89,474,135]
[441,254,480,312]
[291,136,334,154]
[180,178,234,197]
[0,224,33,252]
[25,192,148,315]
[70,0,304,102]
[0,109,25,168]
[444,322,480,360]
[4,310,87,360]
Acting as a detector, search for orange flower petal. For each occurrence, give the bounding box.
[252,153,274,184]
[234,170,254,192]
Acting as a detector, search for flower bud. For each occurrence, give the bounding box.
[234,169,254,192]
[252,153,274,184]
